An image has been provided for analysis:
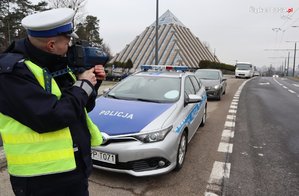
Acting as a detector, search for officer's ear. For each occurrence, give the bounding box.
[46,39,56,53]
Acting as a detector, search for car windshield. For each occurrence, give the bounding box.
[195,70,219,80]
[236,64,252,70]
[106,75,181,103]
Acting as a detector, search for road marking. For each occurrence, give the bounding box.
[226,115,235,120]
[230,131,235,138]
[205,192,219,196]
[225,121,235,128]
[283,86,288,89]
[218,142,233,153]
[209,161,231,179]
[231,101,238,105]
[259,82,270,85]
[293,84,299,87]
[230,105,238,109]
[222,129,234,138]
[228,109,237,114]
[288,90,296,94]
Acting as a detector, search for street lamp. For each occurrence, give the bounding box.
[286,41,298,77]
[155,0,159,65]
[287,52,290,76]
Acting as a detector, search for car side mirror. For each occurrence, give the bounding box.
[102,88,111,94]
[186,94,202,104]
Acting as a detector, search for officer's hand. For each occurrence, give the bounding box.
[78,68,97,86]
[94,65,106,80]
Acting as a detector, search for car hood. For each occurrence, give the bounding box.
[88,97,174,136]
[199,79,220,87]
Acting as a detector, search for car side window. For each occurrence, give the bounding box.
[189,76,200,93]
[219,71,223,79]
[185,77,195,95]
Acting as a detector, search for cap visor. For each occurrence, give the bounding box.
[67,32,79,39]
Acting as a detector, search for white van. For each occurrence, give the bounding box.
[235,62,254,78]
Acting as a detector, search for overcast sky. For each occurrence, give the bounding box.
[26,0,296,69]
[82,0,298,69]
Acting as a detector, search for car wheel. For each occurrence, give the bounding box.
[200,104,207,127]
[174,131,187,171]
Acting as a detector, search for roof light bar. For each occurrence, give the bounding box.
[140,65,189,72]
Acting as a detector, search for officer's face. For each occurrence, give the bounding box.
[49,36,71,56]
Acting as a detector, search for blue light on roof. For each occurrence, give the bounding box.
[140,65,189,72]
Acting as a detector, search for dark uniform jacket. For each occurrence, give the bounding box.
[0,38,100,191]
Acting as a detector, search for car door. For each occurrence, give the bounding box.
[219,71,227,94]
[190,75,206,122]
[184,76,202,140]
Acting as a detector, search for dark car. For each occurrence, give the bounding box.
[195,69,227,100]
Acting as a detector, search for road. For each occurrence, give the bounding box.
[225,76,299,196]
[1,77,298,195]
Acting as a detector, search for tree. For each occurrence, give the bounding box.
[0,0,48,52]
[198,60,235,74]
[75,15,103,45]
[125,59,133,69]
[48,0,87,27]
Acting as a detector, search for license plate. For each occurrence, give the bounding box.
[91,150,116,164]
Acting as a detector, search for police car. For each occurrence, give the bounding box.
[89,65,207,176]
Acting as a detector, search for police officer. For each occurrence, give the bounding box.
[0,8,105,196]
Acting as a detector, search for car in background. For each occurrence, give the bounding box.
[253,71,260,77]
[272,74,279,78]
[89,65,207,176]
[235,62,254,78]
[105,72,130,81]
[195,69,227,100]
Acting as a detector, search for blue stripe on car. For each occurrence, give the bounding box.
[89,97,173,135]
[175,95,207,133]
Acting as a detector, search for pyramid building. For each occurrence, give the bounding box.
[110,10,219,69]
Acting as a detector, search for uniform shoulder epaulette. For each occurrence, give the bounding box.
[0,53,24,73]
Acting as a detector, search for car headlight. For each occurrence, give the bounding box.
[134,126,173,143]
[214,85,220,89]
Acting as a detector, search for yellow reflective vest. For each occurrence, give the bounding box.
[0,60,102,177]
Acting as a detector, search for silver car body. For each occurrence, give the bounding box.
[89,65,207,176]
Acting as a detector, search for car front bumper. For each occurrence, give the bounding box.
[235,72,251,78]
[91,133,179,176]
[205,88,221,98]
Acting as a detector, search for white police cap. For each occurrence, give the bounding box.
[21,8,79,39]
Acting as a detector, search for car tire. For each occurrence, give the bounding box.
[217,93,221,101]
[200,104,207,127]
[174,131,187,171]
